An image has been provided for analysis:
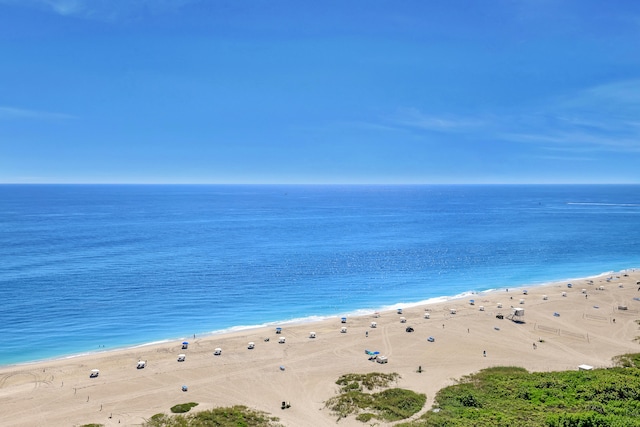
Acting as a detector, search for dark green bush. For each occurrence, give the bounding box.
[144,405,282,427]
[170,402,199,413]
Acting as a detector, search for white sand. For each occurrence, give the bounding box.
[2,270,640,427]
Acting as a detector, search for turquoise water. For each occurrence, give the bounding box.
[1,184,639,365]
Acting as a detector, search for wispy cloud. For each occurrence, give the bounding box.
[43,0,84,16]
[0,106,76,120]
[384,79,640,155]
[0,0,195,21]
[503,79,640,153]
[389,107,486,132]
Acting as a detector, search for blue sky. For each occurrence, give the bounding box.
[1,0,639,184]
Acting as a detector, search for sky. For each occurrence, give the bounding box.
[1,0,639,184]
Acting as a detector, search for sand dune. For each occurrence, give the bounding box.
[2,270,640,427]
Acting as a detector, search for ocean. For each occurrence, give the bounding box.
[1,184,639,366]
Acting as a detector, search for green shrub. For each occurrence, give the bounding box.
[613,353,640,368]
[356,412,375,422]
[326,372,425,422]
[144,405,282,427]
[335,372,400,392]
[400,355,640,427]
[170,402,199,413]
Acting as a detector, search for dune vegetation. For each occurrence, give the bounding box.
[398,353,640,427]
[143,405,283,427]
[133,353,640,427]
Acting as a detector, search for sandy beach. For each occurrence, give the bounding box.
[2,270,640,427]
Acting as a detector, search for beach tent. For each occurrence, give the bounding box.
[424,312,430,319]
[341,317,347,323]
[278,337,286,344]
[182,341,189,349]
[578,364,594,371]
[275,327,282,334]
[400,317,406,323]
[543,295,548,300]
[523,290,528,295]
[177,354,186,362]
[509,307,525,322]
[427,336,435,342]
[497,303,503,308]
[309,331,316,338]
[366,350,380,360]
[182,385,188,392]
[373,311,380,318]
[562,291,567,297]
[469,299,475,305]
[397,308,403,314]
[449,308,456,314]
[214,348,222,355]
[137,360,146,369]
[248,342,255,349]
[377,356,388,364]
[90,369,99,378]
[370,321,377,328]
[479,306,484,311]
[340,327,347,333]
[519,299,525,304]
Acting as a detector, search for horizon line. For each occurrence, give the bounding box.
[1,182,638,186]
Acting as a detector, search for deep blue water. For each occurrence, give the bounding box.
[1,184,639,366]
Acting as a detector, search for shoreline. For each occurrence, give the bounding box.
[3,268,634,370]
[3,269,640,426]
